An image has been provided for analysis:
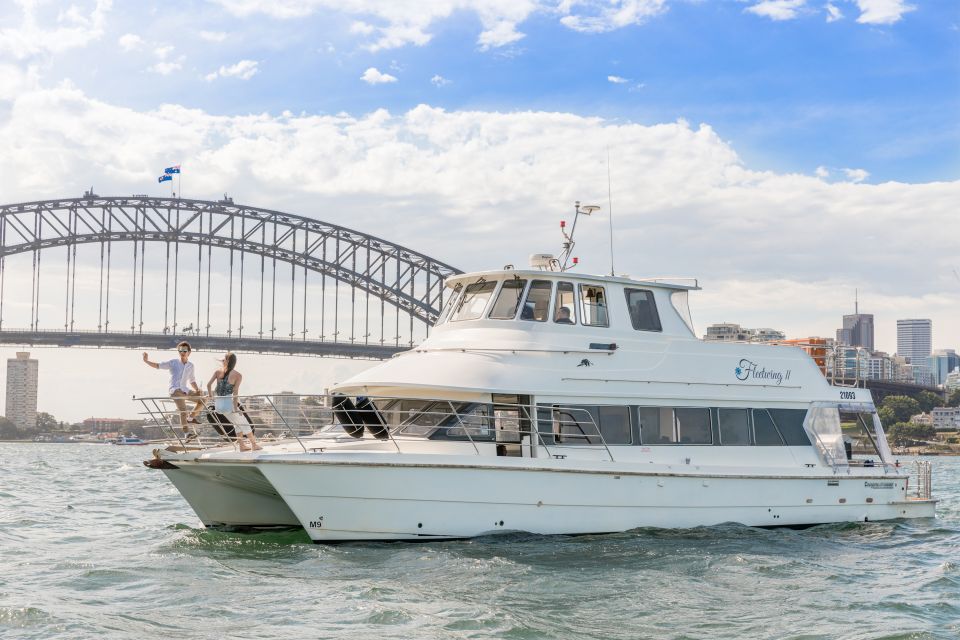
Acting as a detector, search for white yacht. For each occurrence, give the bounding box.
[144,219,936,541]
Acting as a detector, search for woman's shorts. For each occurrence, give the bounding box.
[214,396,233,413]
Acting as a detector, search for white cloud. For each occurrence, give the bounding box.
[745,0,808,21]
[843,167,869,182]
[824,3,843,21]
[205,59,260,81]
[0,0,113,60]
[430,74,451,87]
[117,33,144,52]
[815,165,830,178]
[349,21,376,35]
[608,75,629,84]
[149,60,183,75]
[361,67,397,84]
[154,45,175,60]
[0,87,957,417]
[852,0,915,25]
[199,30,229,43]
[560,0,668,33]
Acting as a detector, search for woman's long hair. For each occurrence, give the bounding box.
[223,352,237,378]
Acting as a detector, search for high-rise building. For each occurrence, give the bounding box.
[6,352,39,431]
[930,349,960,387]
[897,319,932,365]
[835,294,874,351]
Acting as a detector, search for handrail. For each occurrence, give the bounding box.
[135,392,620,461]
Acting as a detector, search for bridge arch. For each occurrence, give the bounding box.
[0,195,462,357]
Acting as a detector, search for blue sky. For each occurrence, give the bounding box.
[24,0,959,183]
[0,0,958,420]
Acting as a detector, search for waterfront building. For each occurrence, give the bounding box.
[81,417,146,433]
[910,412,933,426]
[834,345,870,382]
[866,352,895,381]
[777,337,831,375]
[946,367,960,392]
[703,323,784,343]
[930,349,960,387]
[931,407,960,430]
[271,391,303,431]
[5,352,38,432]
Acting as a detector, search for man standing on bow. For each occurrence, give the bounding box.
[143,341,203,438]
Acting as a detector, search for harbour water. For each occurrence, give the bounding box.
[1,443,958,639]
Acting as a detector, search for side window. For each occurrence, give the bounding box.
[489,279,527,319]
[624,288,662,332]
[580,284,609,327]
[675,408,712,444]
[446,404,493,440]
[753,409,785,445]
[553,407,601,444]
[638,407,676,444]
[554,281,577,324]
[436,284,462,325]
[769,409,811,446]
[598,406,632,444]
[450,281,497,321]
[520,280,552,322]
[718,409,751,445]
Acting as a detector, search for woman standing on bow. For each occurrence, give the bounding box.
[207,352,261,451]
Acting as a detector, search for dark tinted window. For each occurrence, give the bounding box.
[489,279,526,319]
[675,408,712,444]
[553,407,601,444]
[769,409,810,445]
[752,409,784,445]
[638,407,675,444]
[624,288,662,332]
[520,280,552,322]
[718,409,751,445]
[598,406,632,444]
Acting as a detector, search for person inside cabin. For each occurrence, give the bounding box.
[142,341,203,440]
[207,352,261,451]
[555,306,573,324]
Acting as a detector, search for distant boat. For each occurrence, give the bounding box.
[113,436,146,445]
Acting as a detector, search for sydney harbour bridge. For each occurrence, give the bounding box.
[0,194,462,359]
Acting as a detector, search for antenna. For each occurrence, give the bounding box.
[558,201,599,271]
[607,147,614,277]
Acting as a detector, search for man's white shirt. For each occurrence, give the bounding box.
[158,359,197,394]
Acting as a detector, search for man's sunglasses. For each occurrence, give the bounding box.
[178,348,191,353]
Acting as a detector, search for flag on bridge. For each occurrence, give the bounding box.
[158,175,173,183]
[164,165,181,174]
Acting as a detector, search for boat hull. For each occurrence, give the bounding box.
[162,462,300,528]
[257,459,937,541]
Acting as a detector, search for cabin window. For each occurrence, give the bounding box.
[752,409,785,445]
[552,405,632,445]
[638,407,676,444]
[718,409,751,445]
[436,284,462,325]
[450,281,497,321]
[554,407,600,444]
[446,403,493,440]
[624,288,662,332]
[489,279,527,319]
[580,284,609,327]
[598,406,632,444]
[769,409,811,446]
[554,281,577,324]
[675,408,712,444]
[520,280,552,322]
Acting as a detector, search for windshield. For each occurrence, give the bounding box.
[435,284,463,325]
[450,281,497,321]
[395,401,492,439]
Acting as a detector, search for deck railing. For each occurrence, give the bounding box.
[906,460,933,500]
[135,394,618,461]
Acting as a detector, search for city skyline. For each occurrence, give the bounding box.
[0,0,956,420]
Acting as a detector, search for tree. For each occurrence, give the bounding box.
[948,389,960,408]
[34,412,59,433]
[887,422,935,447]
[916,391,945,413]
[881,396,921,423]
[878,406,897,427]
[0,416,19,440]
